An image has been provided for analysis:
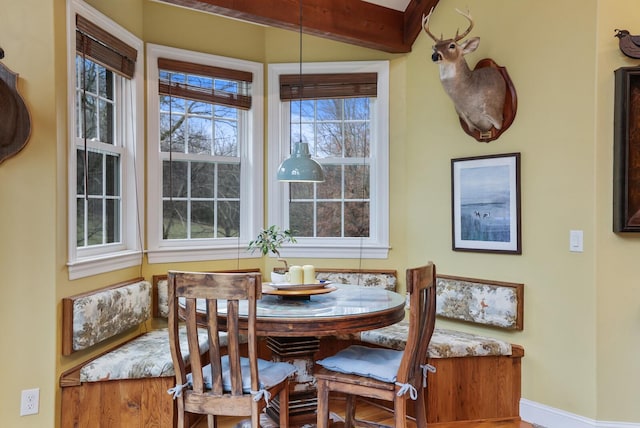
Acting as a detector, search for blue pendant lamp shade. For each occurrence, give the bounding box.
[277,141,325,182]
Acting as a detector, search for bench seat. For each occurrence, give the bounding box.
[341,273,525,425]
[78,327,210,382]
[60,278,212,427]
[360,320,512,357]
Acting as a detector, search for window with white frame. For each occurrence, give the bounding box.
[268,61,390,259]
[146,45,263,263]
[67,0,144,280]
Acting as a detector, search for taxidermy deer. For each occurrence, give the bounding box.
[423,8,506,134]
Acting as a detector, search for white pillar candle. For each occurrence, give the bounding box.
[288,265,303,285]
[303,264,316,284]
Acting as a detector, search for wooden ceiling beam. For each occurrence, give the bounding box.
[155,0,441,53]
[404,0,440,46]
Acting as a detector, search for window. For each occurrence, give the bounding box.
[67,0,144,279]
[146,45,263,263]
[268,61,389,258]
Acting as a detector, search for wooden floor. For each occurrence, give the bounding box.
[193,398,535,428]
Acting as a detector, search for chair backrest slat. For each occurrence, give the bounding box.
[396,262,437,386]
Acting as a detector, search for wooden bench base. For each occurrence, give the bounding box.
[425,345,524,423]
[316,338,523,425]
[60,377,182,427]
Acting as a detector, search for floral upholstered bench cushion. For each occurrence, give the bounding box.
[359,320,512,357]
[62,279,152,355]
[154,277,171,319]
[315,269,397,291]
[79,326,213,382]
[153,269,262,319]
[436,275,524,330]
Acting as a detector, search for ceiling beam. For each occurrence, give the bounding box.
[155,0,440,53]
[404,0,439,46]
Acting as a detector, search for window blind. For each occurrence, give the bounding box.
[158,58,253,110]
[75,14,137,79]
[279,73,377,100]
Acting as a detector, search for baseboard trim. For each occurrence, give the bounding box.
[520,399,640,428]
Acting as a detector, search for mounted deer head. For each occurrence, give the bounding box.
[423,8,507,135]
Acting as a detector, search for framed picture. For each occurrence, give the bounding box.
[451,153,521,254]
[613,67,640,232]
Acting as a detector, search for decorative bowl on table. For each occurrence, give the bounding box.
[262,281,336,299]
[269,281,331,291]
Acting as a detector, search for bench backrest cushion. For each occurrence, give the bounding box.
[153,269,261,319]
[315,269,397,291]
[62,279,152,355]
[153,275,171,319]
[436,275,524,330]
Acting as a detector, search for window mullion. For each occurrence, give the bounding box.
[213,162,218,239]
[102,153,107,245]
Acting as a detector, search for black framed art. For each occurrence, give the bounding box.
[451,153,521,254]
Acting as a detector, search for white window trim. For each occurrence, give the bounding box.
[267,61,390,259]
[146,44,263,264]
[66,0,145,280]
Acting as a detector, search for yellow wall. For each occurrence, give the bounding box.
[407,0,601,419]
[1,1,58,427]
[1,0,639,426]
[595,0,640,420]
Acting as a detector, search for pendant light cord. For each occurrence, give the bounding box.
[298,0,303,144]
[81,49,89,202]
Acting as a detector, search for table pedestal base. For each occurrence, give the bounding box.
[265,336,320,427]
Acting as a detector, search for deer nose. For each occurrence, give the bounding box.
[431,52,441,62]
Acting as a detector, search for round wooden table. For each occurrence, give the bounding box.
[228,283,406,336]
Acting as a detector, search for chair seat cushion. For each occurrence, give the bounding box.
[315,345,401,383]
[79,326,210,382]
[196,357,297,392]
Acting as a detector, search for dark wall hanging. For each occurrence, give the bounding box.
[613,66,640,232]
[0,47,32,165]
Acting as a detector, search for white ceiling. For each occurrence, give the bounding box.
[362,0,411,12]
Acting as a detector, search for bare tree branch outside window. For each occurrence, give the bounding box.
[289,97,370,238]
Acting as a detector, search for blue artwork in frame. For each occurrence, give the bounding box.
[451,153,521,254]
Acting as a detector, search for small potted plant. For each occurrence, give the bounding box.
[247,225,296,272]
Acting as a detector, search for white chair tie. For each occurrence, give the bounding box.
[167,382,190,399]
[394,364,437,400]
[251,388,272,406]
[421,363,437,387]
[395,382,418,400]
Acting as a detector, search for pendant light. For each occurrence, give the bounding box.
[277,0,325,183]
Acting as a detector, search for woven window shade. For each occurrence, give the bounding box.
[158,58,253,110]
[75,14,137,79]
[279,73,377,100]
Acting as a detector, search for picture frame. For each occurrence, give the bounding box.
[613,67,640,232]
[451,153,521,254]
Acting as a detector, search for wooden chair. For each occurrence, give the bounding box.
[315,262,437,428]
[167,270,295,428]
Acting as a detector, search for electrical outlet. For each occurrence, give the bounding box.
[20,388,39,416]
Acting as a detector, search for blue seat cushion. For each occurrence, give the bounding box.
[316,344,402,383]
[191,356,297,392]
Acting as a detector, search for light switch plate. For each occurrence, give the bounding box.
[569,230,583,252]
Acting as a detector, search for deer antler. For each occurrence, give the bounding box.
[453,8,474,41]
[422,8,442,42]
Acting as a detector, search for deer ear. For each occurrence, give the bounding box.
[460,37,480,54]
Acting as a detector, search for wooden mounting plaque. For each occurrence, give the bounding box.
[0,61,31,164]
[459,58,518,143]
